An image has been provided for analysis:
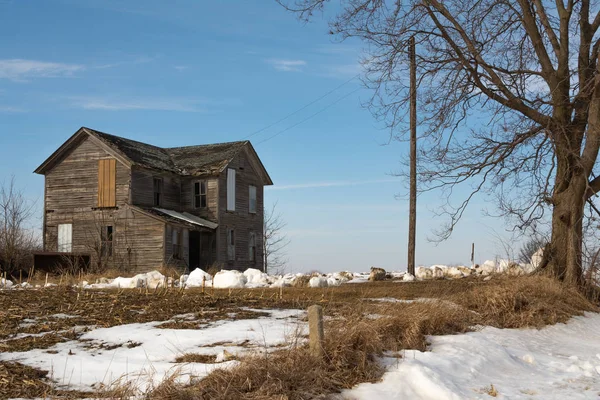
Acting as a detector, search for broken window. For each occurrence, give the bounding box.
[227,228,235,261]
[153,178,163,207]
[101,226,113,257]
[249,231,256,263]
[172,228,181,259]
[249,185,257,214]
[194,181,207,208]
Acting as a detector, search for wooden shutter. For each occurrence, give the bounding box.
[227,169,236,211]
[98,159,116,207]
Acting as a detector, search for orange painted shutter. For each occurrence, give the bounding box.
[98,159,116,207]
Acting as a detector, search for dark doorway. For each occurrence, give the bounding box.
[189,231,201,271]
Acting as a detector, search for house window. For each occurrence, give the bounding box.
[153,178,163,207]
[227,228,235,261]
[249,185,257,214]
[98,159,116,207]
[101,226,113,257]
[249,231,256,263]
[57,223,72,252]
[172,228,181,259]
[227,168,236,211]
[194,181,207,208]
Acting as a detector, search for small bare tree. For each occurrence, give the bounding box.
[263,202,290,274]
[0,177,39,277]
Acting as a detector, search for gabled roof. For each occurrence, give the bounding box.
[34,127,273,185]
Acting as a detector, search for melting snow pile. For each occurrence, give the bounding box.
[344,312,600,400]
[0,277,12,289]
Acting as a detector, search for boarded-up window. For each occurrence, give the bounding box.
[249,185,257,214]
[153,178,163,207]
[227,228,235,261]
[248,231,256,263]
[58,224,72,252]
[227,169,236,211]
[98,159,116,207]
[194,181,207,208]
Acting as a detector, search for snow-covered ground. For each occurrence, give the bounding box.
[345,312,600,400]
[0,308,304,394]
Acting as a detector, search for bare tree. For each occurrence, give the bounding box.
[280,0,600,285]
[263,202,290,274]
[0,177,39,277]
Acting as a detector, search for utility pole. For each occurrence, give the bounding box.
[407,36,417,276]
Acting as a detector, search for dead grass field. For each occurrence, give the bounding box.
[0,275,596,399]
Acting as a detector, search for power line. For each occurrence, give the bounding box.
[256,87,361,145]
[244,74,359,140]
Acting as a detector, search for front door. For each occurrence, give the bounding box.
[189,230,201,271]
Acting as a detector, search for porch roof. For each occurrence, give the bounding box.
[152,207,218,230]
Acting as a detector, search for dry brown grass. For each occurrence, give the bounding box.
[146,276,597,400]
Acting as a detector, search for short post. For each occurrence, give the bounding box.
[308,304,324,358]
[471,243,475,267]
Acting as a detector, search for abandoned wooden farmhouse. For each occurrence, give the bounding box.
[34,127,273,273]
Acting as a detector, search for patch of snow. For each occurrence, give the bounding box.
[181,268,212,288]
[243,268,270,288]
[213,270,247,289]
[0,308,305,394]
[344,312,600,400]
[0,277,13,288]
[402,273,415,282]
[309,276,329,288]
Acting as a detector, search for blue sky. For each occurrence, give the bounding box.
[0,0,519,273]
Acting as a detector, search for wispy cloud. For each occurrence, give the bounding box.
[322,63,362,79]
[69,96,205,112]
[0,105,27,113]
[266,59,307,72]
[66,95,239,113]
[0,59,84,81]
[173,65,189,71]
[93,56,154,70]
[267,178,397,191]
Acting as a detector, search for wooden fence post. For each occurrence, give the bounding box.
[308,304,324,358]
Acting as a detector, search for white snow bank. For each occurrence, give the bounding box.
[0,308,304,394]
[181,268,212,287]
[309,276,329,288]
[244,268,271,288]
[345,312,600,400]
[213,270,247,289]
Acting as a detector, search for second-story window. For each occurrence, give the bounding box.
[153,178,163,207]
[227,168,236,211]
[194,181,207,208]
[249,185,257,214]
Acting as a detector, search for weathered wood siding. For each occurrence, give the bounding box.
[180,176,219,222]
[44,136,130,251]
[45,136,129,213]
[131,166,181,210]
[217,149,265,271]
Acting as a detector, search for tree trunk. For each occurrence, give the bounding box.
[545,170,586,286]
